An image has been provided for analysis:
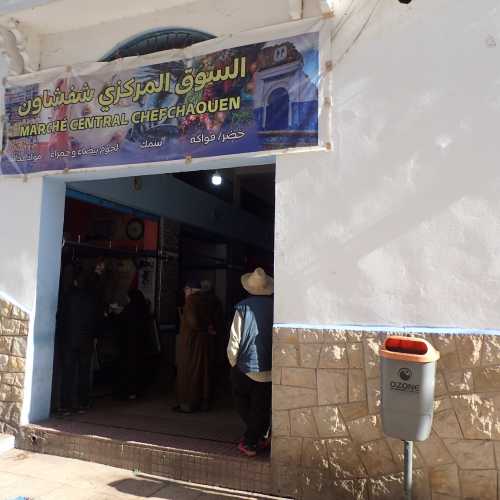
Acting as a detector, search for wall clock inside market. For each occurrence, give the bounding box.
[126,218,144,240]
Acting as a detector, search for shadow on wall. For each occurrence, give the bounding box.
[278,124,500,324]
[275,0,500,326]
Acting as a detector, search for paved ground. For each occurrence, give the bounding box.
[41,392,247,459]
[66,394,244,443]
[0,450,279,500]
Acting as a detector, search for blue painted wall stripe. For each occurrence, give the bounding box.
[66,188,160,221]
[273,323,500,336]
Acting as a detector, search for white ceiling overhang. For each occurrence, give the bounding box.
[0,0,201,35]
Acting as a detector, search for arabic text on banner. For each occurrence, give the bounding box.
[2,31,320,175]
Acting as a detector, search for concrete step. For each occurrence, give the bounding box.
[0,433,15,455]
[16,423,273,495]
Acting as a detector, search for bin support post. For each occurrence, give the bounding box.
[404,440,413,500]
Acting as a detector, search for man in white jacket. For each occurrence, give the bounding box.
[227,268,273,457]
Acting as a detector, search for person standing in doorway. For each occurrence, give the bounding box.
[174,280,214,413]
[84,258,108,401]
[201,280,224,401]
[227,268,273,457]
[59,269,99,415]
[85,258,107,324]
[115,289,150,399]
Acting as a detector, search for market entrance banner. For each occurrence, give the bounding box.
[1,21,328,175]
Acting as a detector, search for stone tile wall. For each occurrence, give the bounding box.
[0,297,28,435]
[271,327,500,500]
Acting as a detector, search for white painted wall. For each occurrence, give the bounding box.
[0,176,43,313]
[42,0,288,68]
[1,0,201,32]
[275,0,500,329]
[0,0,56,16]
[39,0,315,68]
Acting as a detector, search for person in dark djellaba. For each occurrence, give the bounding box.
[174,280,218,413]
[201,280,225,400]
[114,289,150,400]
[58,267,99,415]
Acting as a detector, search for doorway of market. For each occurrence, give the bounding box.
[49,163,275,448]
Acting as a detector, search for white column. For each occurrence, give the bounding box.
[0,176,66,423]
[0,177,43,313]
[288,0,303,20]
[0,51,6,170]
[318,0,334,15]
[25,178,66,422]
[0,25,25,76]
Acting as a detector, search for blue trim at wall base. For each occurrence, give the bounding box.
[273,323,500,336]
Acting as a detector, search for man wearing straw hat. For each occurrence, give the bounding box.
[227,267,274,457]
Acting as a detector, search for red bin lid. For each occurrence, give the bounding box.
[379,336,440,363]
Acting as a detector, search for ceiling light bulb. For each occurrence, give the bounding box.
[211,171,222,186]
